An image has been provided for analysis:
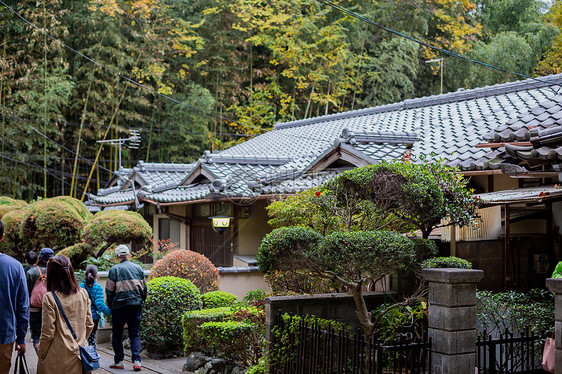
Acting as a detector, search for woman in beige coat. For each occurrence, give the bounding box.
[38,255,94,374]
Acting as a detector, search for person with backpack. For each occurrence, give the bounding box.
[26,247,53,353]
[79,265,111,346]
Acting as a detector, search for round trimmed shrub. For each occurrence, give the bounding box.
[0,208,27,259]
[21,197,90,249]
[0,197,27,218]
[149,249,219,293]
[57,243,94,269]
[422,256,472,269]
[82,210,152,255]
[141,276,202,354]
[202,291,238,309]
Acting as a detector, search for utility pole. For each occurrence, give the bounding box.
[425,57,444,95]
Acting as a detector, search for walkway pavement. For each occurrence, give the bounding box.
[10,333,190,374]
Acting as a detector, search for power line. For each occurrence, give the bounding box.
[320,0,562,95]
[0,1,335,146]
[0,0,266,133]
[0,151,88,195]
[0,103,116,175]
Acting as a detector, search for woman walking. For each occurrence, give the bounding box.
[80,264,111,346]
[37,255,93,373]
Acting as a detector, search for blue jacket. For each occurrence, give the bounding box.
[0,254,29,344]
[79,281,111,320]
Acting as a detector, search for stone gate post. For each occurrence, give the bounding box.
[422,268,484,374]
[547,278,562,374]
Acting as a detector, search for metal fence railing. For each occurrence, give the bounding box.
[476,329,546,374]
[270,314,432,374]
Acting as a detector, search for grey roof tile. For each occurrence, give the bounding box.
[89,74,562,205]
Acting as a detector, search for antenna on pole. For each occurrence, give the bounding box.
[96,129,141,171]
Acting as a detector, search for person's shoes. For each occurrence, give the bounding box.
[133,360,142,371]
[110,361,125,369]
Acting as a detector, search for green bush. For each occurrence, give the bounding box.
[477,289,554,336]
[82,210,152,255]
[182,307,234,352]
[21,197,90,250]
[268,314,349,370]
[422,256,472,269]
[141,276,202,354]
[200,321,261,365]
[243,289,268,307]
[202,291,238,309]
[149,249,219,293]
[245,358,267,374]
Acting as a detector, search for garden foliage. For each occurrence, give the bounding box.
[182,289,266,366]
[260,161,479,338]
[422,256,472,269]
[82,210,152,256]
[21,196,92,250]
[0,208,27,259]
[141,276,202,354]
[477,289,554,336]
[202,291,238,309]
[149,249,219,293]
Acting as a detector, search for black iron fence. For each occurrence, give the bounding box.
[475,329,547,374]
[270,314,432,374]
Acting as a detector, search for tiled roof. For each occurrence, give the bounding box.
[89,74,562,206]
[478,185,562,205]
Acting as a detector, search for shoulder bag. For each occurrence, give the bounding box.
[51,291,100,372]
[12,350,28,374]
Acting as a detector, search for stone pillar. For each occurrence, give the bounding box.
[547,278,562,374]
[423,268,484,374]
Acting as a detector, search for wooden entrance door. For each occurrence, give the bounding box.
[190,220,234,267]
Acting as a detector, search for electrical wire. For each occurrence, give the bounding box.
[0,0,265,133]
[0,103,116,175]
[0,1,333,146]
[0,152,88,195]
[320,0,562,95]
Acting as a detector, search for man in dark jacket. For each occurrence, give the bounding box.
[0,220,29,372]
[106,244,147,371]
[26,247,53,353]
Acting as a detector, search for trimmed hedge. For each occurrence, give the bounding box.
[182,307,235,352]
[202,291,238,309]
[422,256,472,269]
[200,321,260,365]
[141,276,202,354]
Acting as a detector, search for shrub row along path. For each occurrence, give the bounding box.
[12,333,191,374]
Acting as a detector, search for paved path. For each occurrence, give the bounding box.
[10,334,190,374]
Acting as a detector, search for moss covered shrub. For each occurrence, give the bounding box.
[422,256,472,269]
[57,243,94,269]
[0,197,27,219]
[21,198,89,249]
[0,208,27,259]
[202,291,238,309]
[82,210,152,256]
[149,249,219,293]
[141,276,202,354]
